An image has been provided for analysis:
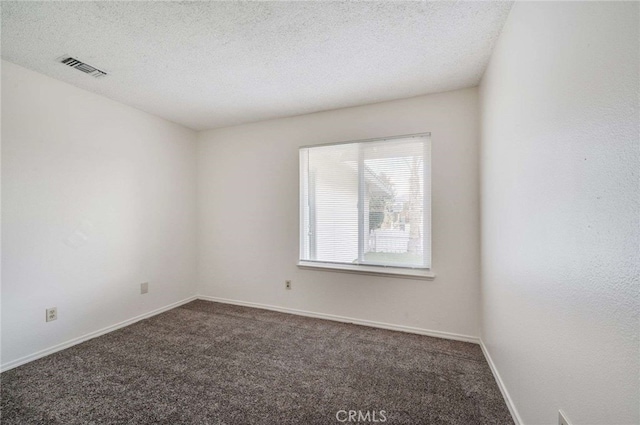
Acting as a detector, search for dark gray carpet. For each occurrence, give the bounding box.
[1,300,513,424]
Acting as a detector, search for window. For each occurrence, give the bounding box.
[299,133,432,278]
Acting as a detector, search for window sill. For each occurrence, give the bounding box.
[297,261,436,280]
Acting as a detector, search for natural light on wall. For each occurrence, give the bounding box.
[299,134,432,278]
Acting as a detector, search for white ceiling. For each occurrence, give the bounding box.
[1,1,512,131]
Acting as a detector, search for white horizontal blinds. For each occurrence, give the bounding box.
[423,137,432,269]
[303,143,359,264]
[299,149,310,261]
[300,134,431,269]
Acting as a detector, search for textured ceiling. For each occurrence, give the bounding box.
[1,1,512,131]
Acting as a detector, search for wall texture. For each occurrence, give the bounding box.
[1,61,198,368]
[197,88,481,339]
[480,2,639,424]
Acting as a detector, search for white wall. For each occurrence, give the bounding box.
[197,88,481,339]
[1,61,198,367]
[480,3,639,424]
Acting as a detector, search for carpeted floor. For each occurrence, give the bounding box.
[1,300,513,424]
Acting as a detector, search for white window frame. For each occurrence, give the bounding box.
[297,133,435,280]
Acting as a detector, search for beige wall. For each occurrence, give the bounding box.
[197,87,481,340]
[480,2,639,424]
[1,61,198,368]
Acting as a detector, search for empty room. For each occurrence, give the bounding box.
[1,1,638,424]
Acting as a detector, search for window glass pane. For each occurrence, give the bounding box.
[303,143,359,264]
[362,140,425,267]
[300,134,430,270]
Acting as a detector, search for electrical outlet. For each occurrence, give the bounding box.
[46,307,57,322]
[285,280,292,290]
[140,282,149,294]
[559,410,571,425]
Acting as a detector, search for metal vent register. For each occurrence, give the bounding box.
[58,56,107,78]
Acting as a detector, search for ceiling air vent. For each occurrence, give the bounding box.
[58,56,107,78]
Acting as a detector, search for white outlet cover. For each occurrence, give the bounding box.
[46,307,57,322]
[141,282,149,294]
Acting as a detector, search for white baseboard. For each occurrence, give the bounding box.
[1,295,197,373]
[479,339,523,425]
[197,295,479,344]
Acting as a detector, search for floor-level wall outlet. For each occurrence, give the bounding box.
[46,307,57,322]
[559,410,571,425]
[141,282,149,294]
[285,280,292,290]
